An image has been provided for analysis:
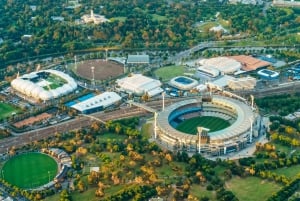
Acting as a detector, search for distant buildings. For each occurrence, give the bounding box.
[81,10,109,25]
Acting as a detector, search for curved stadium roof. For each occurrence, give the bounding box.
[11,69,77,101]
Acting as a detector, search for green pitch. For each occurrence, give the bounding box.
[176,116,230,134]
[2,153,58,189]
[0,102,19,120]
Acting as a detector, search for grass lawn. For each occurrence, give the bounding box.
[190,184,216,201]
[272,164,300,178]
[176,116,230,134]
[226,176,282,201]
[2,153,58,189]
[96,133,127,143]
[0,102,19,120]
[154,65,185,82]
[151,14,167,21]
[141,123,152,138]
[110,17,127,22]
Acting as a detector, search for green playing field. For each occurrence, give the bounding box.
[0,102,19,120]
[2,153,58,189]
[176,116,230,134]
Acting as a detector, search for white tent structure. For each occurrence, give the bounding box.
[11,69,77,101]
[116,74,163,97]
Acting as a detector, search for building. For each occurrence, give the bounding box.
[116,74,163,97]
[229,55,271,72]
[81,10,109,24]
[11,69,77,102]
[168,76,198,91]
[127,55,150,65]
[197,66,220,78]
[257,69,280,80]
[155,91,259,156]
[228,76,257,90]
[197,57,242,74]
[71,92,121,114]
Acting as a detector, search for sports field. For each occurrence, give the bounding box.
[2,153,58,189]
[0,102,19,120]
[176,116,230,134]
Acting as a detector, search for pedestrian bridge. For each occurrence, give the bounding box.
[127,100,157,113]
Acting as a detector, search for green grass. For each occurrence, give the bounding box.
[176,116,230,134]
[0,102,20,120]
[151,14,167,21]
[110,17,127,22]
[154,65,185,82]
[226,176,282,201]
[43,74,67,90]
[141,123,152,138]
[2,153,58,189]
[96,133,127,143]
[190,184,216,201]
[272,165,300,178]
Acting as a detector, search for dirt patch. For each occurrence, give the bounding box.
[76,59,124,80]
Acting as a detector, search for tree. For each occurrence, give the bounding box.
[60,189,71,201]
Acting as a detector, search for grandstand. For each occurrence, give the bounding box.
[155,93,259,156]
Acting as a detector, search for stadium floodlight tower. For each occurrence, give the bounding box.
[91,66,95,87]
[74,55,77,71]
[105,48,108,62]
[249,117,253,143]
[197,127,210,154]
[250,94,255,110]
[162,92,165,111]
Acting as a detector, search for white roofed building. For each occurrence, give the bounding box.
[71,92,121,114]
[11,69,77,102]
[116,74,163,97]
[81,10,109,25]
[198,57,242,74]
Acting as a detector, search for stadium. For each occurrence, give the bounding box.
[11,70,77,102]
[168,76,198,91]
[155,92,259,156]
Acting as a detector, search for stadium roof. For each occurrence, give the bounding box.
[127,55,150,64]
[157,95,255,142]
[116,74,162,96]
[198,57,242,74]
[211,75,235,88]
[229,55,271,71]
[11,69,77,101]
[71,92,121,112]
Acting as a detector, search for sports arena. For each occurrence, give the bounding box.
[11,69,77,102]
[155,92,259,156]
[168,76,198,91]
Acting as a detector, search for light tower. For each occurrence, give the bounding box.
[162,92,165,111]
[105,48,108,62]
[91,66,95,87]
[154,112,158,139]
[249,117,253,143]
[250,94,255,110]
[74,55,77,71]
[197,127,209,154]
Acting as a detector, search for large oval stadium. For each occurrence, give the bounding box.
[155,92,259,156]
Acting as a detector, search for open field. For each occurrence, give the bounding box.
[2,153,58,189]
[176,116,230,134]
[190,184,216,201]
[226,176,282,201]
[273,164,300,178]
[154,65,185,82]
[0,102,19,120]
[74,59,124,81]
